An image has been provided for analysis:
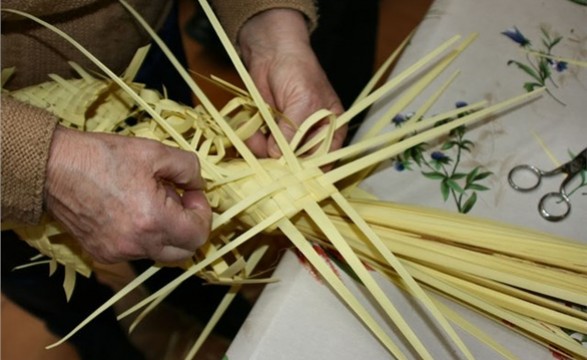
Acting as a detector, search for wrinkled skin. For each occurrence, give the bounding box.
[239,9,347,158]
[44,126,211,264]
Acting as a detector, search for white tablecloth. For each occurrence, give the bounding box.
[226,1,586,358]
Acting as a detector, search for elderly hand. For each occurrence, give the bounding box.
[238,9,347,158]
[44,126,212,264]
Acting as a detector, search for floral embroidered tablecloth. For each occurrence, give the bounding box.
[226,1,586,359]
[358,0,586,242]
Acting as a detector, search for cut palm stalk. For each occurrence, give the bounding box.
[296,34,472,155]
[348,258,522,360]
[406,264,587,359]
[295,196,586,355]
[406,262,587,333]
[46,266,160,349]
[352,30,415,106]
[277,219,407,359]
[342,199,587,270]
[313,100,487,168]
[303,201,439,359]
[525,50,587,67]
[185,244,267,359]
[299,214,586,305]
[324,89,543,185]
[373,260,581,360]
[355,33,475,144]
[401,70,461,127]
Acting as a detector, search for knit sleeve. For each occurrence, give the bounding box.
[1,95,59,225]
[210,0,318,46]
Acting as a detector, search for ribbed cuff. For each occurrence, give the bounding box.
[1,95,59,224]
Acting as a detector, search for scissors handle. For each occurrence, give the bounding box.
[538,192,571,222]
[508,164,572,221]
[508,147,586,221]
[508,164,544,191]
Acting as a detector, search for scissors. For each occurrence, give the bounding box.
[508,147,587,222]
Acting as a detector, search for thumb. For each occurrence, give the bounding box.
[154,147,206,191]
[154,150,212,255]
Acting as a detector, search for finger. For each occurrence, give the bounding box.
[161,182,209,213]
[309,121,347,153]
[181,188,210,212]
[331,124,348,151]
[153,245,195,263]
[161,193,212,250]
[267,113,303,158]
[155,147,205,190]
[244,130,269,158]
[163,182,182,204]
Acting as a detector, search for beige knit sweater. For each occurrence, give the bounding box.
[1,0,317,225]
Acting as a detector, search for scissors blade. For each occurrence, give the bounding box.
[560,147,587,175]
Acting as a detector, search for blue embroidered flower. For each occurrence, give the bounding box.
[503,26,568,105]
[392,113,407,126]
[431,151,448,161]
[552,60,568,72]
[392,112,416,126]
[388,101,491,213]
[502,27,531,47]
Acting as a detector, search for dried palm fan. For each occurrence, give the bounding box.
[2,1,586,359]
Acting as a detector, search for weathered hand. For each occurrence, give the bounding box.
[44,126,212,264]
[238,9,347,158]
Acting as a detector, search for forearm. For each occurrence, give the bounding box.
[210,0,317,46]
[238,8,311,66]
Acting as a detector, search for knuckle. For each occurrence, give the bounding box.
[133,210,160,234]
[139,139,166,160]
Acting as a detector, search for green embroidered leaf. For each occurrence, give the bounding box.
[460,140,474,150]
[403,160,414,171]
[446,179,464,193]
[473,171,493,182]
[466,183,490,191]
[466,167,480,184]
[449,125,466,137]
[440,180,450,201]
[539,59,551,79]
[549,36,563,49]
[524,82,543,92]
[422,171,445,180]
[507,60,542,82]
[442,141,457,150]
[462,192,478,214]
[467,168,492,185]
[450,173,467,180]
[405,145,426,166]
